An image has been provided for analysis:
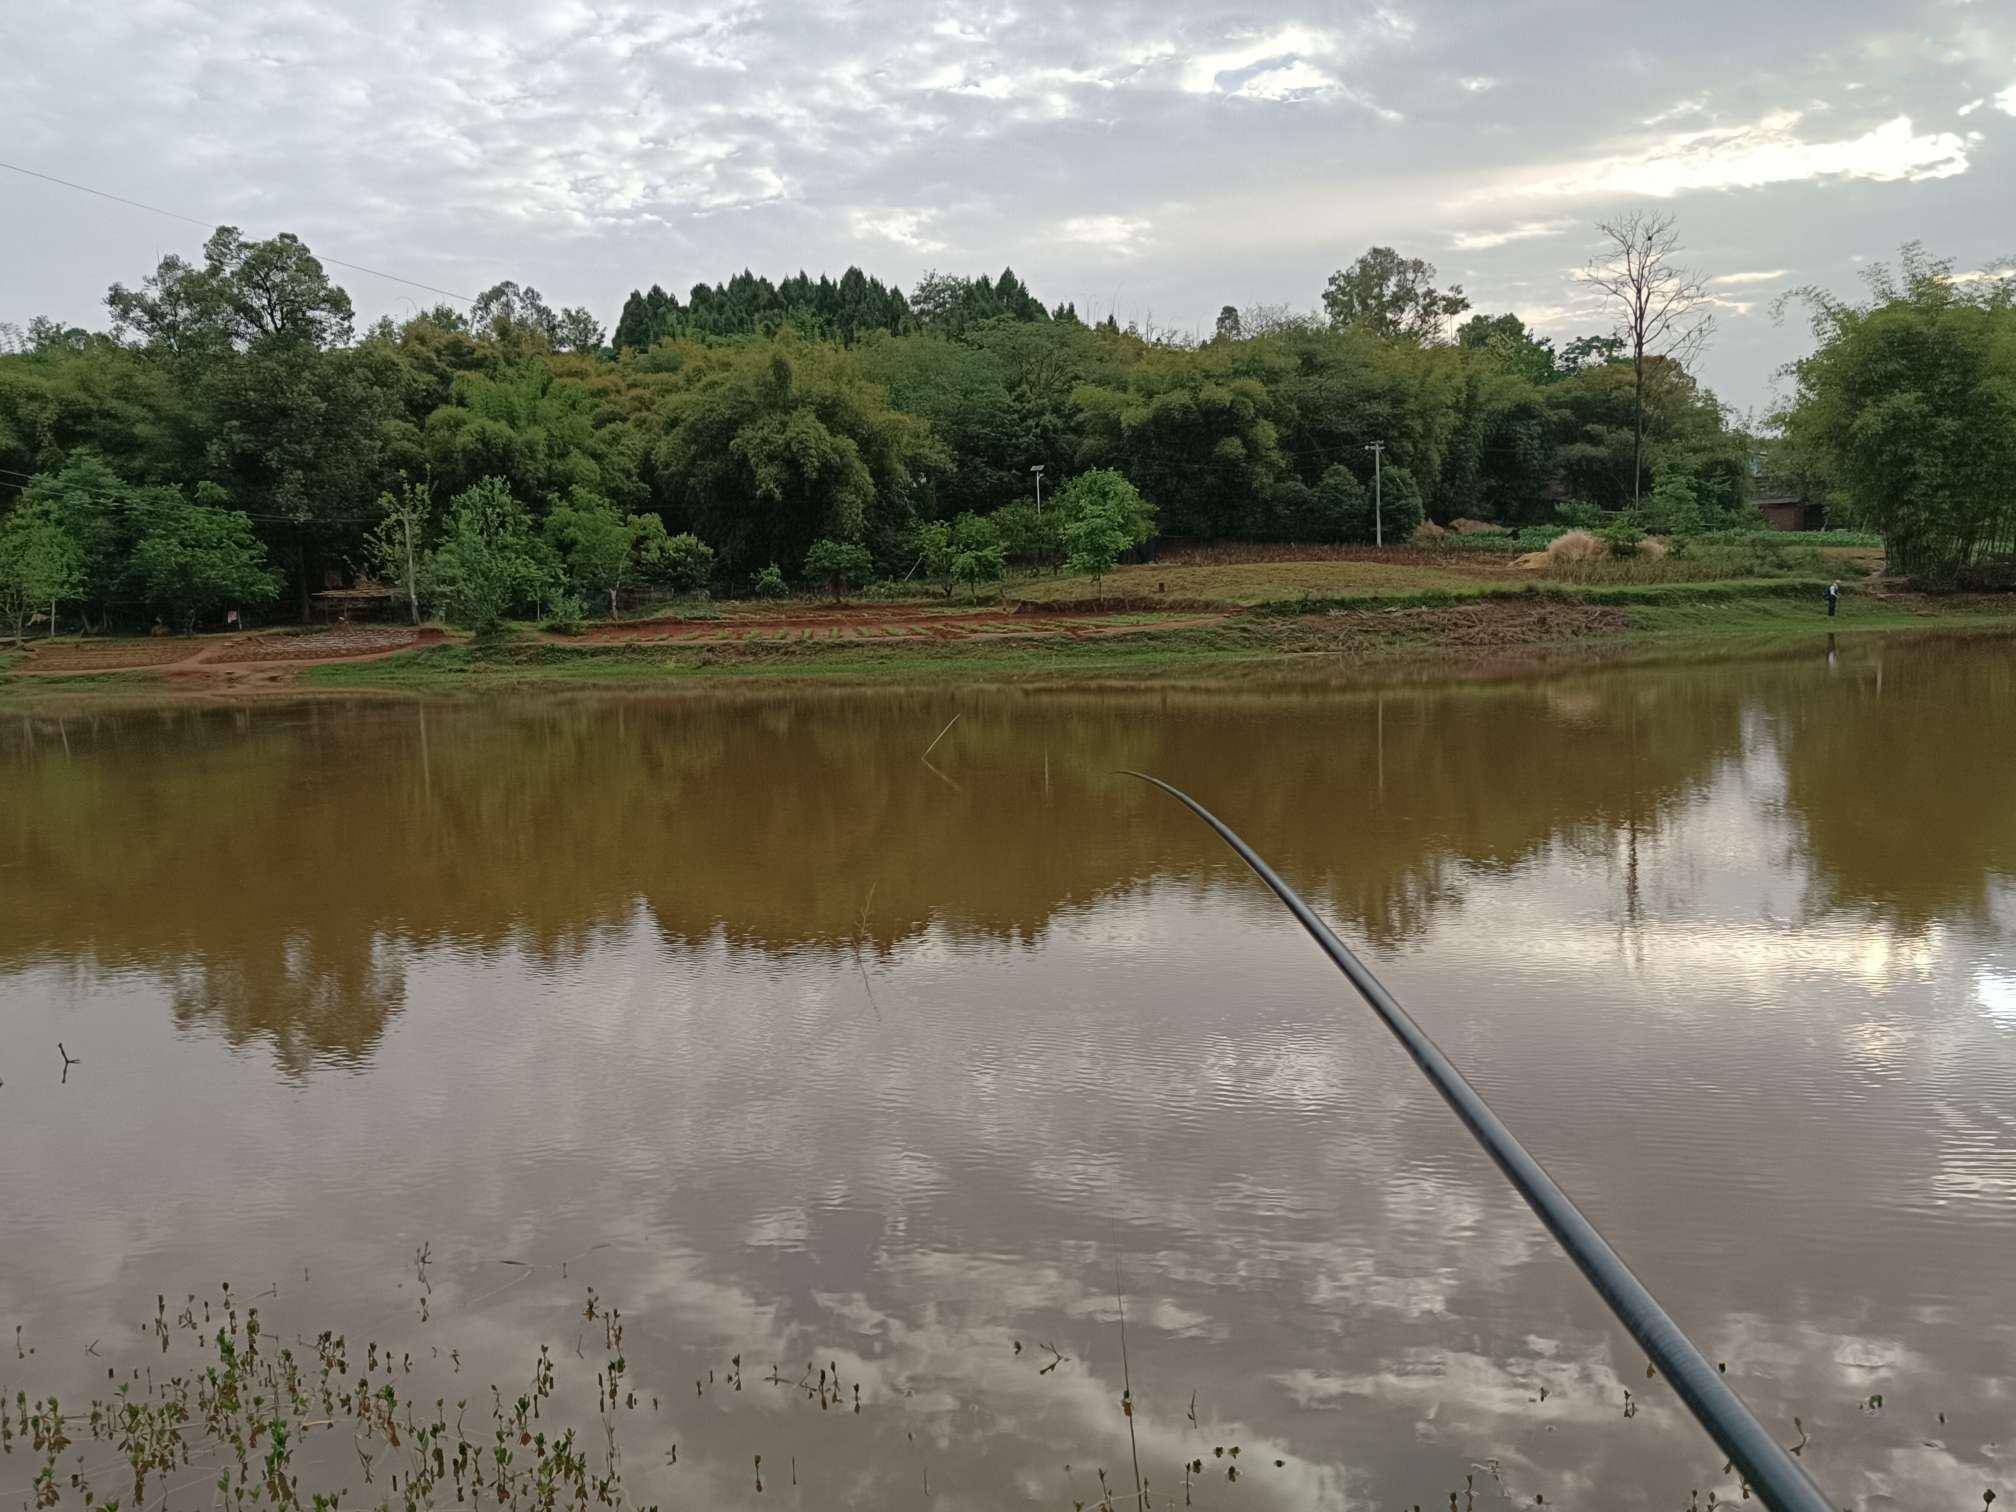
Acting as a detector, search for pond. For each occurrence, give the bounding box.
[2,636,2013,1509]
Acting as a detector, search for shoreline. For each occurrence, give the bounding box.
[5,584,2011,709]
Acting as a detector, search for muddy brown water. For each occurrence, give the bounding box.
[2,635,2012,1508]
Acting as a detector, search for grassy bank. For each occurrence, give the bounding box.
[6,577,2012,705]
[301,585,2013,694]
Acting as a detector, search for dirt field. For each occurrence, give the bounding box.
[562,603,1226,645]
[19,626,431,685]
[1010,553,1515,606]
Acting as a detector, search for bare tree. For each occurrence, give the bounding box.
[1583,211,1715,506]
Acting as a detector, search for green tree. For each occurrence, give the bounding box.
[0,513,84,640]
[1071,348,1269,538]
[1308,465,1371,542]
[1638,467,1705,535]
[1322,248,1470,343]
[2,455,147,626]
[659,533,715,594]
[1456,313,1559,385]
[907,519,956,595]
[108,226,355,352]
[1063,502,1130,586]
[991,500,1064,567]
[128,490,282,631]
[425,478,554,633]
[804,538,874,600]
[367,479,433,625]
[654,342,938,578]
[543,490,675,615]
[1368,463,1426,541]
[1779,245,2016,578]
[951,542,1007,597]
[1049,468,1156,546]
[750,563,789,599]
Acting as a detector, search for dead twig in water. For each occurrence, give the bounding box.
[919,755,962,793]
[1116,1258,1144,1512]
[920,711,961,760]
[851,882,883,1020]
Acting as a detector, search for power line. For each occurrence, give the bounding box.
[0,159,478,306]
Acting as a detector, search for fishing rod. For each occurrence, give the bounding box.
[1128,773,1835,1512]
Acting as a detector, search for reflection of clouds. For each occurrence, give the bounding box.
[1978,968,2016,1027]
[611,1246,1347,1507]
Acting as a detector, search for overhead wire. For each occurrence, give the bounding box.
[0,158,478,306]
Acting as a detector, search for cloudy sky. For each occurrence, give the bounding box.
[4,0,2012,411]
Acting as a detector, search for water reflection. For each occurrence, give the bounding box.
[2,637,2012,1507]
[3,664,1774,1064]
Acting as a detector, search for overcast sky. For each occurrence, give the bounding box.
[4,0,2012,412]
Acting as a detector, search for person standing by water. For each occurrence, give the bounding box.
[1826,581,1840,618]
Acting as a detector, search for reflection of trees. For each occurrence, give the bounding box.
[1771,639,2016,930]
[0,673,1750,1067]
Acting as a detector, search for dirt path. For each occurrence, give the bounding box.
[18,627,435,685]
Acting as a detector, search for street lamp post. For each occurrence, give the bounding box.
[1364,441,1385,548]
[1031,464,1045,515]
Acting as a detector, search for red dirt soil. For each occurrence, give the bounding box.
[562,604,1222,645]
[22,626,431,676]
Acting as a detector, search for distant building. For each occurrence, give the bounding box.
[1748,450,1829,532]
[1755,493,1828,532]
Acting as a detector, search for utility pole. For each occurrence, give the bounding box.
[1364,441,1384,548]
[1031,464,1045,515]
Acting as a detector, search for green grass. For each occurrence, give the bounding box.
[1011,557,1502,606]
[15,580,2013,705]
[300,627,1274,692]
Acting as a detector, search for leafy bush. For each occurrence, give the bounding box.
[1554,500,1604,529]
[1601,520,1645,558]
[1064,502,1131,585]
[951,542,1007,596]
[992,500,1063,566]
[659,532,715,593]
[750,563,788,599]
[424,478,554,634]
[1052,469,1156,546]
[804,538,874,600]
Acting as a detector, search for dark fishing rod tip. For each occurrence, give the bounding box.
[1114,770,1835,1512]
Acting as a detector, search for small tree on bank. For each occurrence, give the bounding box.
[1584,211,1714,509]
[1051,469,1155,547]
[425,478,552,634]
[0,514,85,640]
[129,488,282,632]
[804,538,874,601]
[1064,503,1130,588]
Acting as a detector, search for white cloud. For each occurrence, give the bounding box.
[1458,75,1495,93]
[1997,82,2016,114]
[1450,218,1574,250]
[848,207,945,252]
[1957,97,1985,115]
[1507,111,1971,199]
[1235,60,1337,101]
[1710,268,1790,284]
[1642,96,1707,126]
[1178,25,1333,94]
[1945,267,2016,285]
[1057,214,1152,254]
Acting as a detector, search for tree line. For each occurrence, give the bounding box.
[0,218,1815,635]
